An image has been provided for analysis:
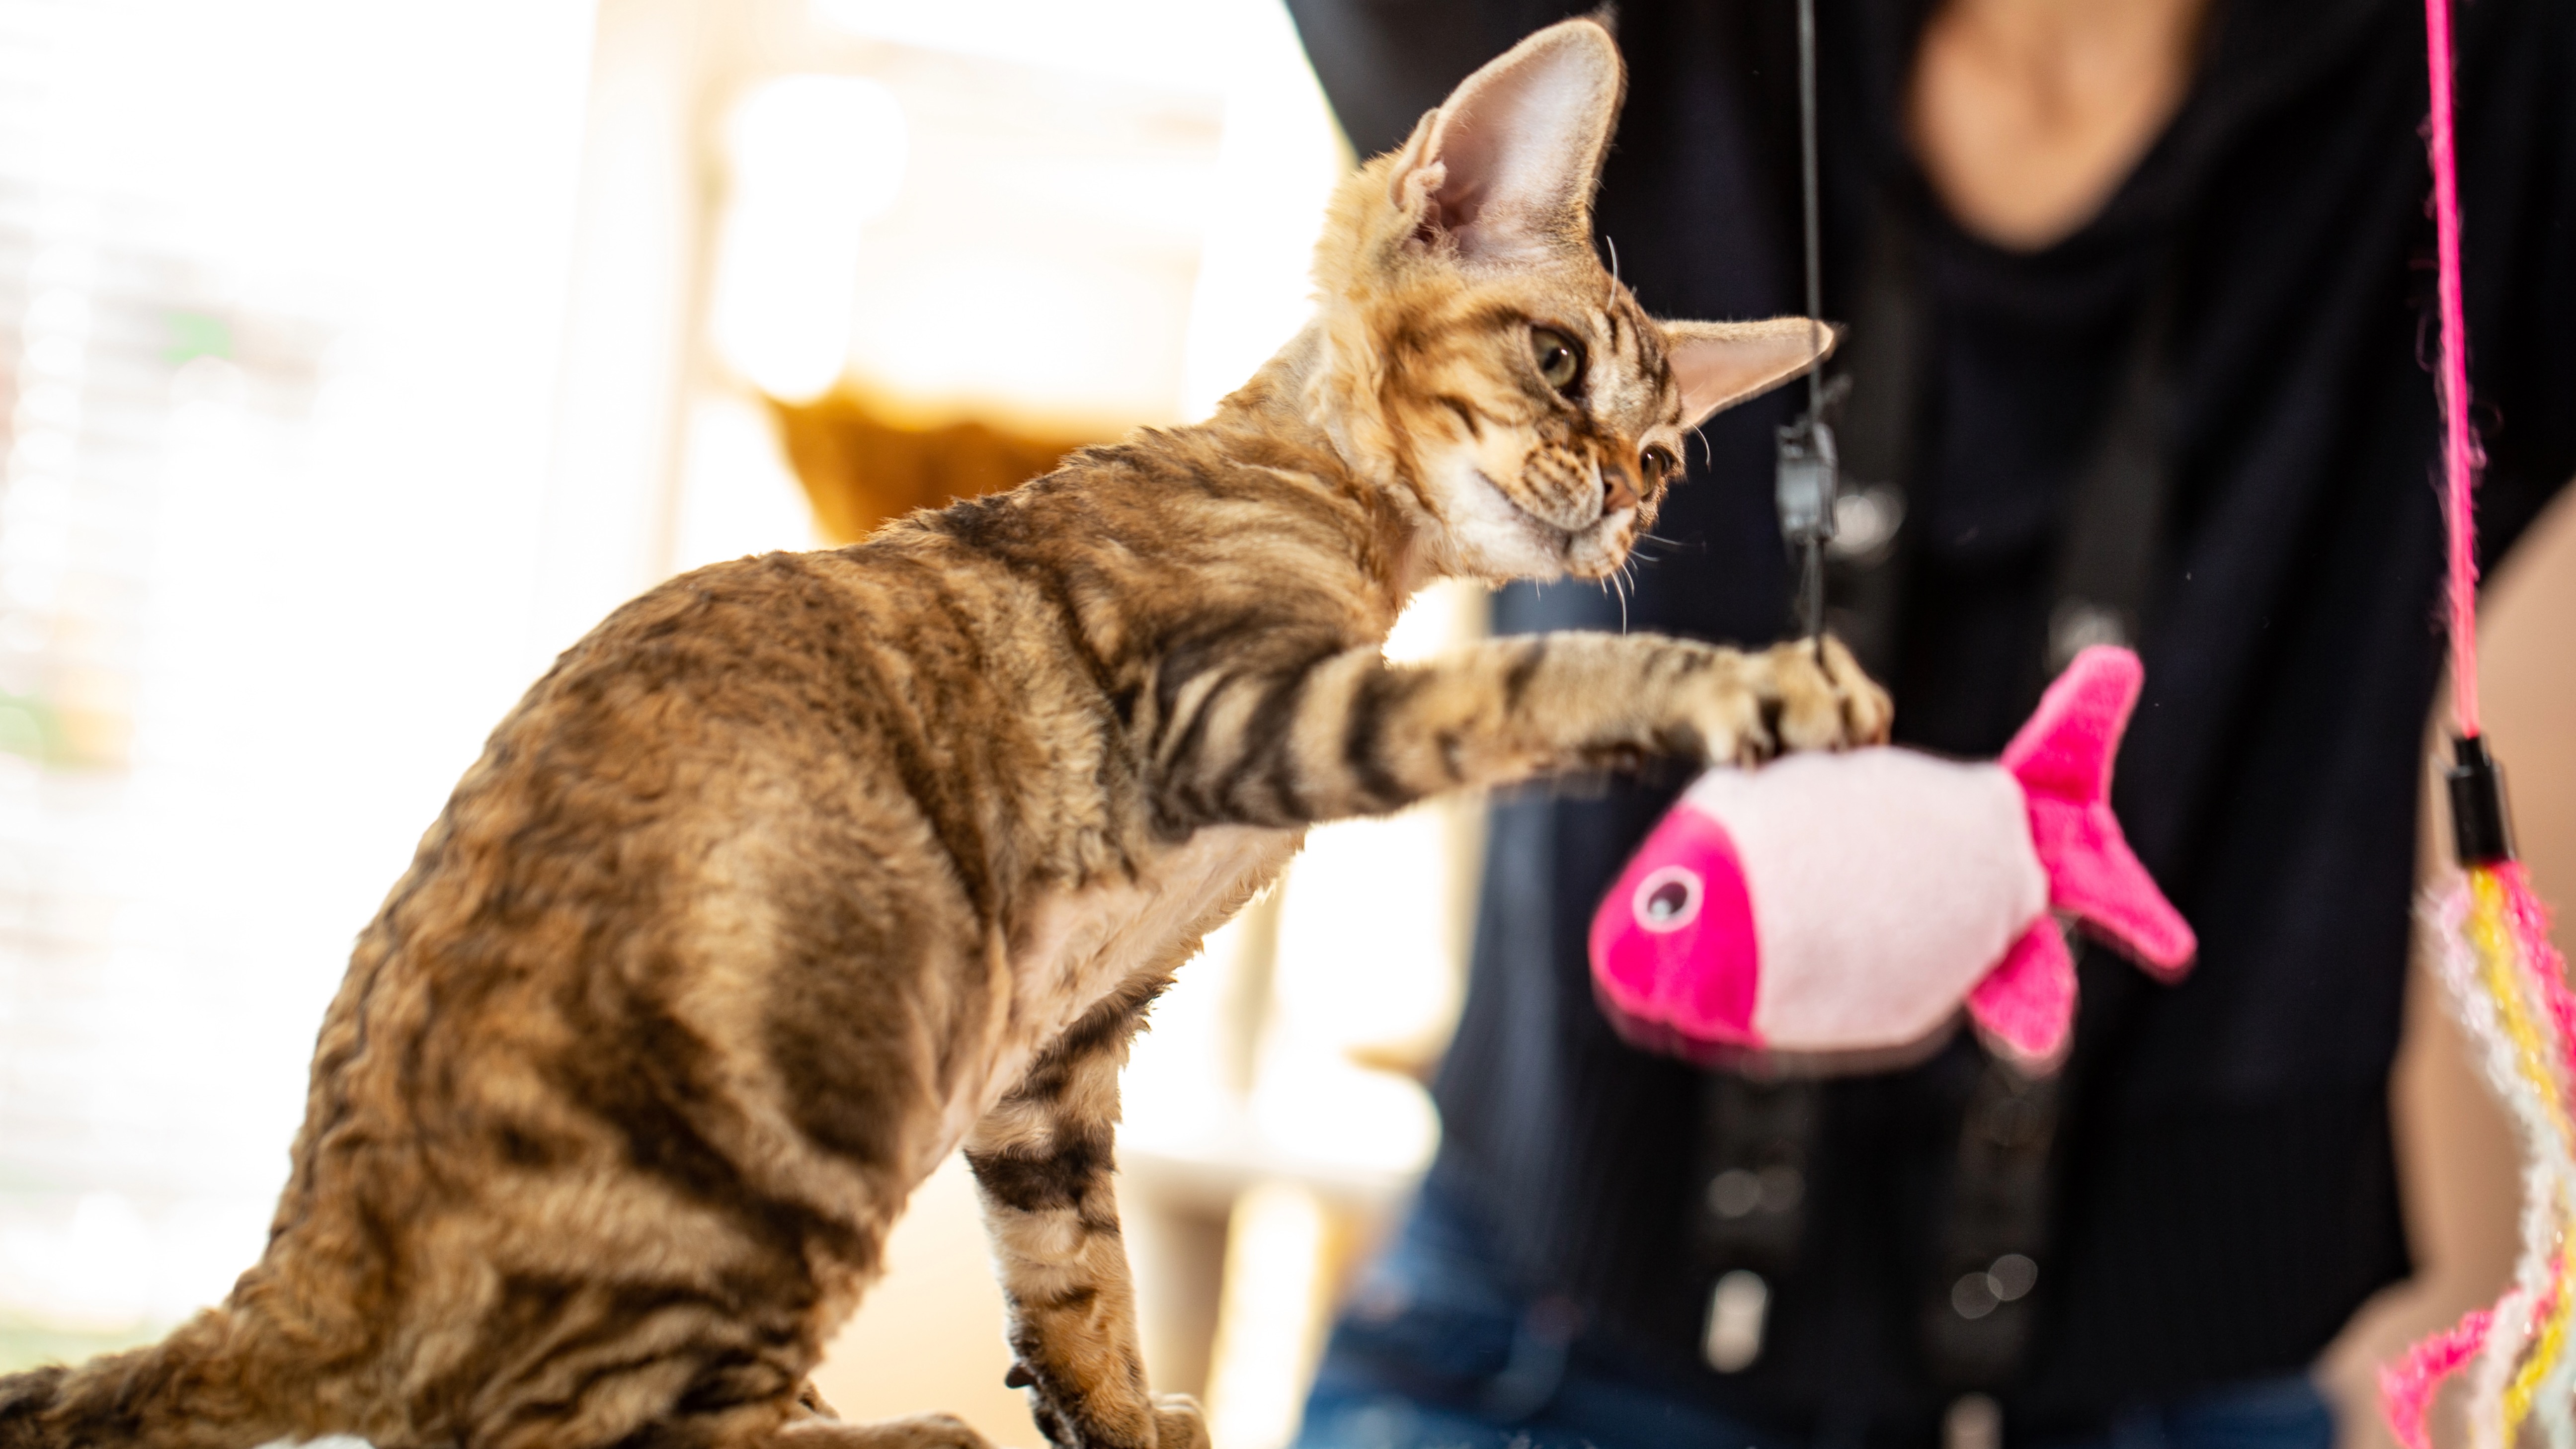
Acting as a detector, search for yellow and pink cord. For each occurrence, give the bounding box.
[2385,866,2576,1449]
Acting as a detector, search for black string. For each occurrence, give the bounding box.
[1792,0,1830,644]
[1798,0,1824,419]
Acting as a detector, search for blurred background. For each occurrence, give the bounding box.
[0,3,2565,1448]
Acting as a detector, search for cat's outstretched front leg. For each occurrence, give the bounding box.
[964,984,1203,1449]
[766,1412,994,1448]
[1151,630,1891,831]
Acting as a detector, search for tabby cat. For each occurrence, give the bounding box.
[0,18,1886,1449]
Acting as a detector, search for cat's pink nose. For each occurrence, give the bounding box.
[1603,466,1639,514]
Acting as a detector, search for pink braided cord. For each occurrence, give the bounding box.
[2377,9,2524,1445]
[2382,1309,2496,1449]
[2425,0,2484,737]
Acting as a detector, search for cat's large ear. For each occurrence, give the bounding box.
[1663,318,1842,427]
[1385,18,1623,266]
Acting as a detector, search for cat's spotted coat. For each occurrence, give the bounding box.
[0,19,1886,1449]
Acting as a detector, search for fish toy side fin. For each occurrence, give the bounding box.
[1965,916,2079,1069]
[1999,645,2197,979]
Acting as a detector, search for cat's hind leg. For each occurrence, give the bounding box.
[964,983,1206,1449]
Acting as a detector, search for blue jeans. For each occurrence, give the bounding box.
[1293,1185,2337,1449]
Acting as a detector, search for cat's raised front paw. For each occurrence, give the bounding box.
[1763,633,1892,752]
[777,1410,994,1449]
[1690,635,1891,766]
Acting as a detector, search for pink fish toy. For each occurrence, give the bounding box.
[1589,645,2196,1073]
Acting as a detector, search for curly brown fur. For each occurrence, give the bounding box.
[0,19,1884,1449]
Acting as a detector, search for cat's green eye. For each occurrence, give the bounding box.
[1530,326,1584,393]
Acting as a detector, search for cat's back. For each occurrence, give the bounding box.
[384,537,1092,976]
[329,432,1384,1049]
[322,442,1355,1069]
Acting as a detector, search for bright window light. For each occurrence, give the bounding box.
[708,76,909,403]
[812,0,1222,88]
[0,0,595,1361]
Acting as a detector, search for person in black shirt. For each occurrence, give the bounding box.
[1278,0,2576,1445]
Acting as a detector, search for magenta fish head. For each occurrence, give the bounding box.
[1587,799,1762,1051]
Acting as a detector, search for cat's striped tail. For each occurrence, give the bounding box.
[0,1304,301,1449]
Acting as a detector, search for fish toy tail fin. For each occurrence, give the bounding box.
[2001,645,2197,978]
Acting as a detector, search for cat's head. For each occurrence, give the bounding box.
[1305,17,1833,584]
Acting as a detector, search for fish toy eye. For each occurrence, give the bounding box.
[1632,865,1704,933]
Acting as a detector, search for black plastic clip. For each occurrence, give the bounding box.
[1776,415,1839,640]
[2447,733,2516,866]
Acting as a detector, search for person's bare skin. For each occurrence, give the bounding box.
[1908,0,2216,249]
